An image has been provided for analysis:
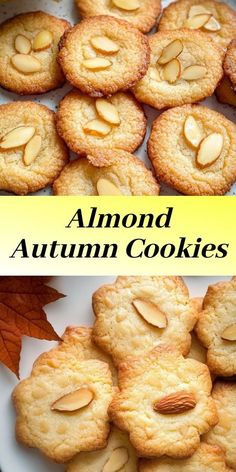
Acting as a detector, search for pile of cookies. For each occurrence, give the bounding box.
[13,276,236,471]
[0,0,236,195]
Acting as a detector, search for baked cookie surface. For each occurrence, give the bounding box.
[12,337,113,463]
[158,0,236,52]
[58,15,150,97]
[0,11,70,95]
[196,277,236,377]
[53,152,160,196]
[56,90,146,155]
[224,39,236,90]
[67,426,138,472]
[92,276,198,365]
[139,443,233,472]
[109,345,218,458]
[75,0,161,33]
[0,101,68,195]
[132,30,223,110]
[203,382,236,470]
[148,104,236,196]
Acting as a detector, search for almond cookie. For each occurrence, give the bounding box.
[195,277,236,377]
[53,151,160,196]
[75,0,161,34]
[58,16,150,97]
[92,276,198,365]
[224,39,236,91]
[0,11,70,95]
[56,90,146,155]
[216,77,236,107]
[109,345,218,458]
[0,101,68,195]
[158,0,236,52]
[139,443,233,472]
[67,425,138,472]
[204,382,236,470]
[132,30,223,110]
[148,104,236,196]
[12,343,113,463]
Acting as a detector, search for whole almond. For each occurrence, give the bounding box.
[103,447,129,472]
[154,391,196,415]
[163,58,181,84]
[32,30,53,51]
[51,387,94,412]
[112,0,140,11]
[221,324,236,341]
[196,133,224,168]
[0,126,35,149]
[83,119,111,137]
[185,13,212,29]
[91,36,120,54]
[83,58,112,71]
[95,99,120,125]
[97,178,122,196]
[15,34,31,54]
[133,298,167,328]
[11,54,42,74]
[181,65,206,81]
[23,135,42,166]
[184,115,203,148]
[158,39,183,65]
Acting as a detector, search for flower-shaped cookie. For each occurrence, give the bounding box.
[196,277,236,376]
[109,345,218,458]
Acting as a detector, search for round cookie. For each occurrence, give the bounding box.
[148,104,236,196]
[67,426,138,472]
[203,382,236,470]
[12,342,113,463]
[56,90,147,155]
[92,276,198,365]
[216,77,236,107]
[0,101,69,195]
[195,277,236,377]
[58,15,150,97]
[53,151,160,196]
[224,39,236,90]
[0,11,70,95]
[109,345,218,458]
[139,443,233,472]
[158,0,236,52]
[75,0,161,34]
[132,29,223,110]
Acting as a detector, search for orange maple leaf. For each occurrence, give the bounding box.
[0,277,65,377]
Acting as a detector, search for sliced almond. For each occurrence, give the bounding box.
[150,68,161,81]
[83,119,111,137]
[181,65,206,81]
[185,13,212,29]
[97,178,122,196]
[0,126,35,149]
[83,58,112,71]
[204,16,221,32]
[95,99,120,125]
[154,391,196,415]
[184,115,203,148]
[196,132,224,168]
[11,54,42,74]
[103,448,129,472]
[32,30,53,51]
[163,58,181,84]
[221,324,236,341]
[188,5,211,17]
[157,39,183,65]
[51,387,94,412]
[90,36,119,54]
[112,0,140,11]
[14,34,31,54]
[23,135,42,166]
[133,298,167,328]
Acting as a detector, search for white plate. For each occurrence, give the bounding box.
[0,275,231,472]
[0,0,236,196]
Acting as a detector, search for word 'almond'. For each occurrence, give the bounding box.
[96,99,120,125]
[91,36,119,54]
[221,324,236,341]
[97,178,122,196]
[196,133,224,168]
[154,391,196,415]
[112,0,140,11]
[0,126,35,149]
[51,387,94,412]
[133,298,167,328]
[103,447,129,472]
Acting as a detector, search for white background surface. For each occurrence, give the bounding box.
[0,0,236,196]
[0,275,232,472]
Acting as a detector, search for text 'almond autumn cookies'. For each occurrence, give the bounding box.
[0,11,70,95]
[58,15,150,97]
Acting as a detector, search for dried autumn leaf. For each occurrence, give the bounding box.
[0,277,65,377]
